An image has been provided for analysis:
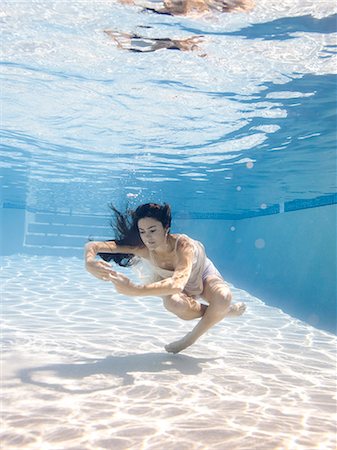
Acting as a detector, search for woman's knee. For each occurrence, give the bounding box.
[209,278,232,302]
[162,294,203,320]
[212,287,232,312]
[162,295,184,315]
[223,288,232,305]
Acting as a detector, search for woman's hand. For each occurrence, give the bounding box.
[85,258,139,296]
[85,259,115,281]
[109,272,140,296]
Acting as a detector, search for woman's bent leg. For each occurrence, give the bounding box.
[165,276,246,354]
[162,293,206,320]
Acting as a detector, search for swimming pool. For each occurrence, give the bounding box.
[1,1,337,449]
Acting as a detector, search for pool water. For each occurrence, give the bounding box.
[1,1,337,449]
[2,1,336,215]
[2,255,336,449]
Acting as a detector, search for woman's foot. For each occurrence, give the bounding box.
[165,333,194,354]
[165,303,246,354]
[201,302,246,318]
[226,302,246,317]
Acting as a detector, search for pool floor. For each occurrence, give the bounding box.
[2,255,336,450]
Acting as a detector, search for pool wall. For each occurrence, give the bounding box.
[181,204,336,334]
[1,204,336,333]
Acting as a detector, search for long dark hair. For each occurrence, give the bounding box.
[98,203,172,267]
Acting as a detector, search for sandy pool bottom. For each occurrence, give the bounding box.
[1,255,336,450]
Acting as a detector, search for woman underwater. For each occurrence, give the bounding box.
[85,203,246,353]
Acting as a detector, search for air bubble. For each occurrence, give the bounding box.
[255,238,265,249]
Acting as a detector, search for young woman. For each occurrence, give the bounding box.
[85,203,246,353]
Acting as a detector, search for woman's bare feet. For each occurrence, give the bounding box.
[165,332,194,354]
[165,302,246,353]
[226,302,246,317]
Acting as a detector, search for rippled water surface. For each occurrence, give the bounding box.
[2,255,337,450]
[1,0,336,215]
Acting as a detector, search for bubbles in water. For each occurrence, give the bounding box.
[230,226,236,232]
[236,186,242,191]
[255,238,265,249]
[127,193,138,198]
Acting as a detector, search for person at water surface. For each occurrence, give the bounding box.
[104,30,203,53]
[85,203,246,354]
[104,0,254,53]
[118,0,254,16]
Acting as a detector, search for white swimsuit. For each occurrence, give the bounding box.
[149,234,222,296]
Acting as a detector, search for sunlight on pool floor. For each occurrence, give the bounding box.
[2,255,336,449]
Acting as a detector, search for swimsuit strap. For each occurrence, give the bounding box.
[174,234,186,252]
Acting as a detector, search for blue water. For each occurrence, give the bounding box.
[1,1,336,216]
[1,0,336,331]
[1,2,337,449]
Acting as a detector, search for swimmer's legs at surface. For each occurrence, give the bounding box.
[164,276,246,354]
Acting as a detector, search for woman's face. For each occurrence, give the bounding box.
[138,217,167,250]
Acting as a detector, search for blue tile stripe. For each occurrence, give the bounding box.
[1,193,336,220]
[177,193,337,220]
[284,193,337,212]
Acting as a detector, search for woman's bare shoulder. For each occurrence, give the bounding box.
[174,234,195,253]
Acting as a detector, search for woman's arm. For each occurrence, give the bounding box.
[85,240,147,261]
[109,238,195,296]
[109,272,183,296]
[84,241,147,280]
